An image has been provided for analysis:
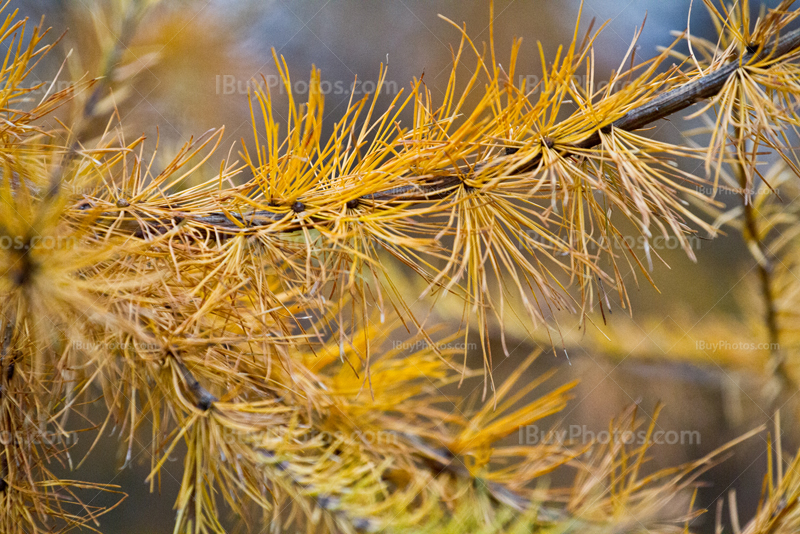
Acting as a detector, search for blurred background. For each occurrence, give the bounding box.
[9,0,793,532]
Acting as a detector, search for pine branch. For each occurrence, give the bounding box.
[743,186,788,393]
[573,26,800,152]
[7,1,800,531]
[108,26,800,236]
[173,356,217,411]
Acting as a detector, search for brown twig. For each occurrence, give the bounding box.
[732,117,790,392]
[173,356,217,411]
[119,27,800,235]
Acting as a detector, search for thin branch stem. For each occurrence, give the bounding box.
[173,356,217,411]
[46,0,147,200]
[732,119,789,392]
[128,26,800,235]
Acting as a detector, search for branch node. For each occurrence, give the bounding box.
[173,356,217,411]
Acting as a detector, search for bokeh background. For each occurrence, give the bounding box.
[8,0,793,532]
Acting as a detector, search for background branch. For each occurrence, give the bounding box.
[114,27,800,235]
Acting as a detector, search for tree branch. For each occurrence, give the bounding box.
[109,27,800,236]
[47,0,147,200]
[173,356,217,411]
[570,26,800,154]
